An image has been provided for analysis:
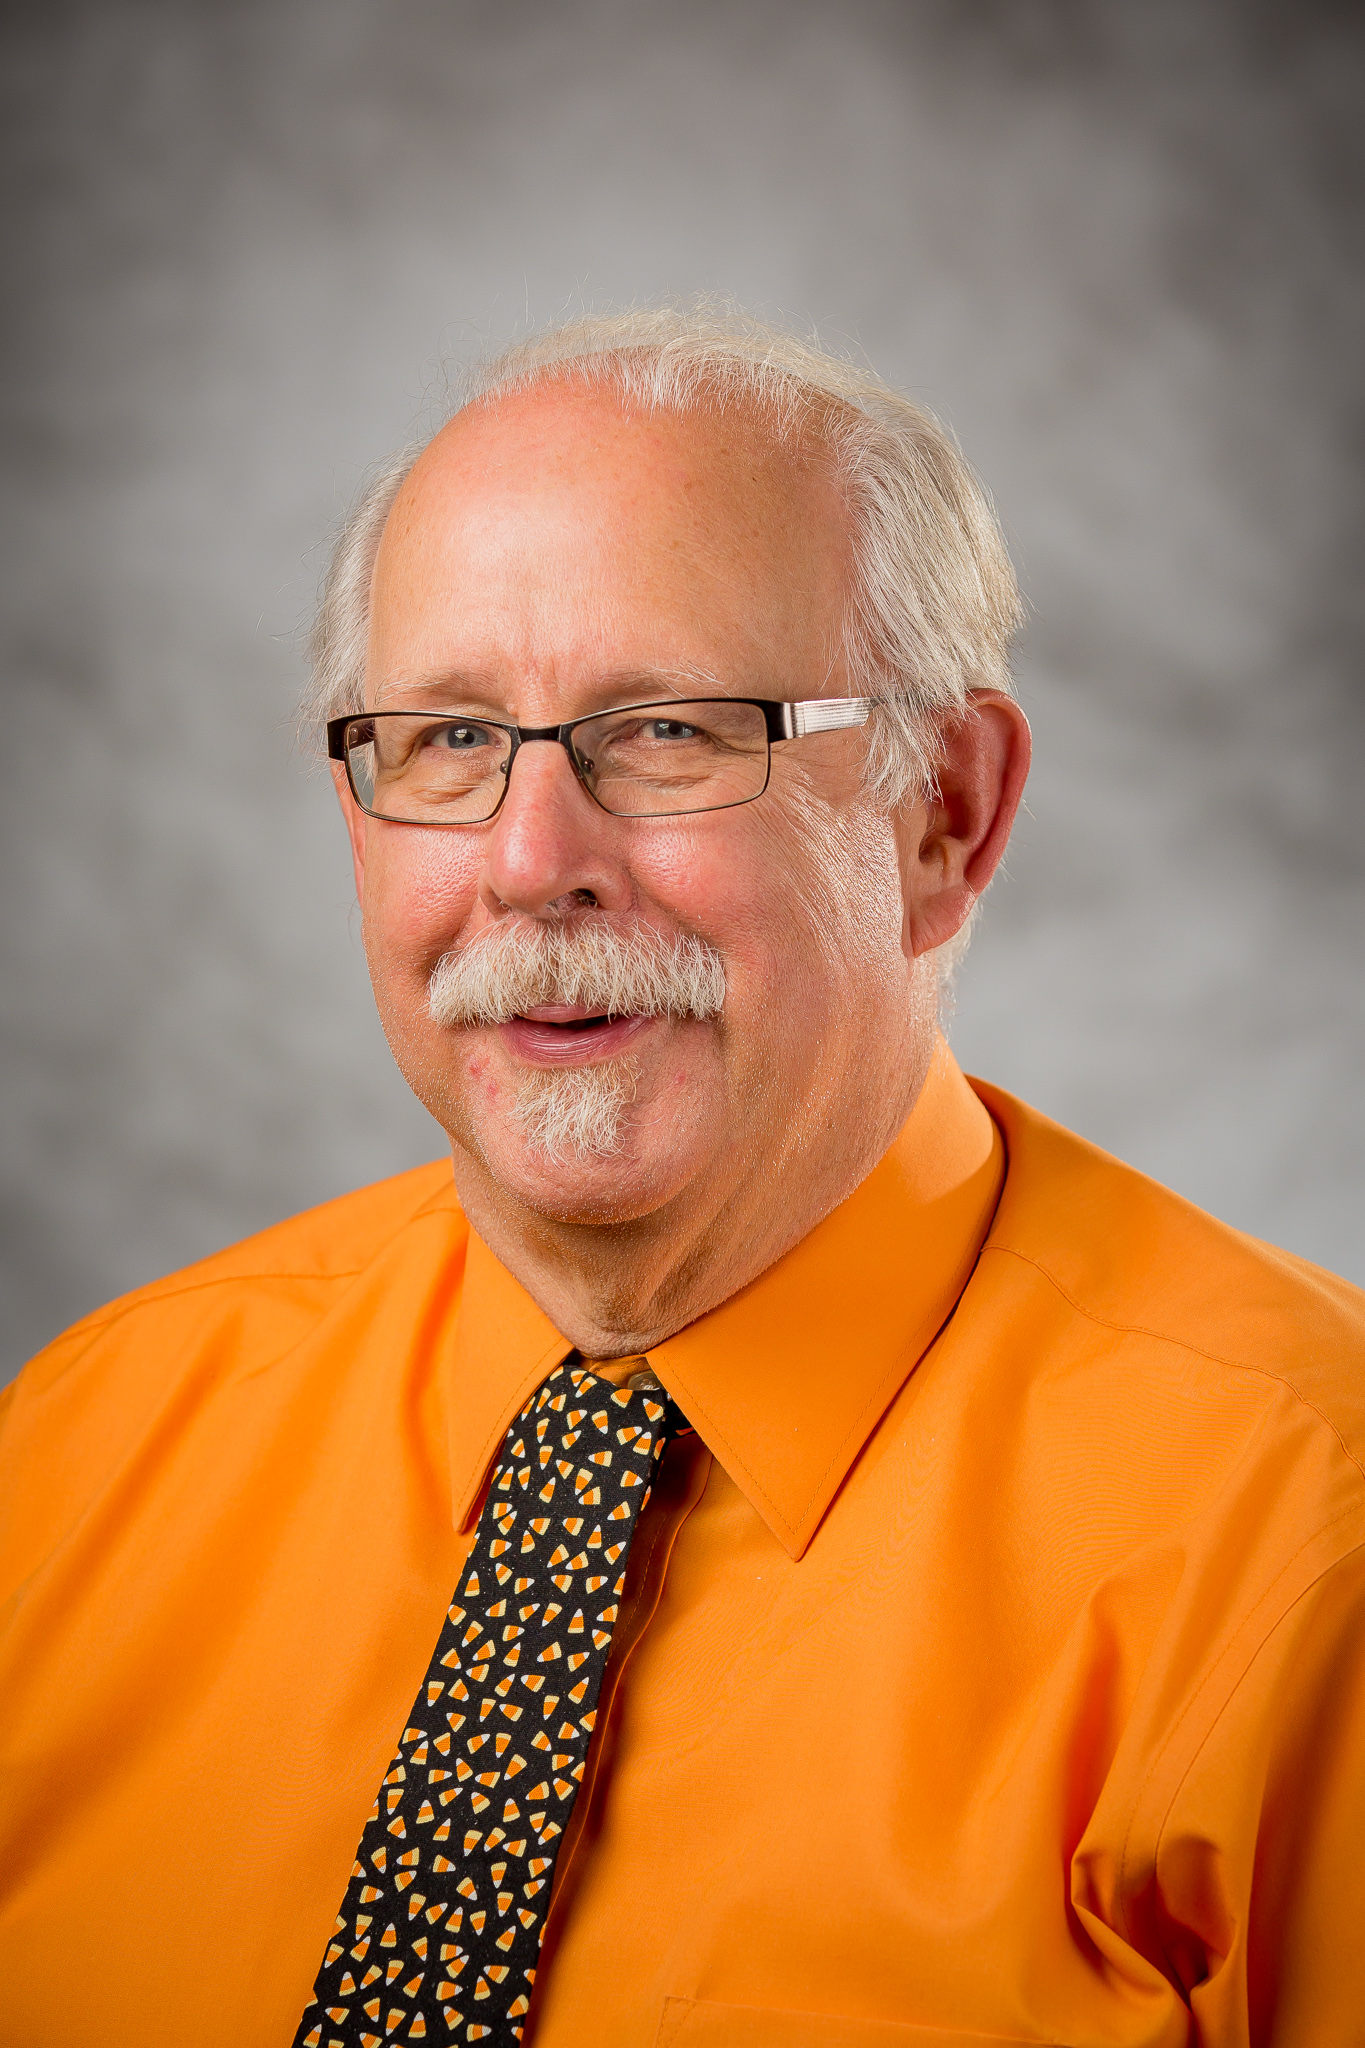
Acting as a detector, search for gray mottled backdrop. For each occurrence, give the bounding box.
[3,0,1362,1384]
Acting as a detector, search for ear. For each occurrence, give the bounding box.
[331,760,368,905]
[893,692,1031,958]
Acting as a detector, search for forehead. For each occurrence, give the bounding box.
[367,380,851,703]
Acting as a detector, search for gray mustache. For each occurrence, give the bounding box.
[428,919,727,1028]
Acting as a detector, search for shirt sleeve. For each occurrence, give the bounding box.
[1153,1541,1365,2046]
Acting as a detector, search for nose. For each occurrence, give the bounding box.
[478,738,632,920]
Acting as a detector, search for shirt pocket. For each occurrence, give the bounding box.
[654,1998,1056,2048]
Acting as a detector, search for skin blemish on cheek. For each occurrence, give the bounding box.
[463,1052,502,1106]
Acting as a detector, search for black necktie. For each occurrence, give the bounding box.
[293,1358,676,2048]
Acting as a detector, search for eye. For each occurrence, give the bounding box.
[431,721,496,750]
[645,718,701,741]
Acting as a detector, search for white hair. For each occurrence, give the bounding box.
[509,1060,642,1165]
[426,918,727,1030]
[427,918,725,1165]
[306,301,1024,980]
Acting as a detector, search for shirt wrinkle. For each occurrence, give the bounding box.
[3,1051,1364,2047]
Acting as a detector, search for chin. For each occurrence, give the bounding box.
[462,1109,704,1225]
[461,1063,718,1226]
[404,1025,726,1226]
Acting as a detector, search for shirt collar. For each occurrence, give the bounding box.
[447,1040,1003,1559]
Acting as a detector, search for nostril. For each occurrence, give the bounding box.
[540,887,600,918]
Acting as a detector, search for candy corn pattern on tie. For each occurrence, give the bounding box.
[293,1360,676,2048]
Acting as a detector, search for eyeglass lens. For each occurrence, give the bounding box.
[345,701,771,823]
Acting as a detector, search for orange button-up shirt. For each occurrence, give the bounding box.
[3,1047,1364,2047]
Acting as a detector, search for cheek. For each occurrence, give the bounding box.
[629,817,778,972]
[362,828,485,979]
[641,804,903,993]
[623,827,835,1059]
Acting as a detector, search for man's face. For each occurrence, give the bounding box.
[344,383,930,1232]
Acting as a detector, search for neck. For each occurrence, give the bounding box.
[448,1038,934,1356]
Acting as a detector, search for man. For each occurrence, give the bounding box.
[1,307,1362,2048]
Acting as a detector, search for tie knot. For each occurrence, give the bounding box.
[570,1357,689,1437]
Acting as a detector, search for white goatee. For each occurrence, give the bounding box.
[427,918,726,1163]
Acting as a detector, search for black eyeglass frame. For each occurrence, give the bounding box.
[326,695,878,825]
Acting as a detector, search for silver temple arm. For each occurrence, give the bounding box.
[779,696,878,739]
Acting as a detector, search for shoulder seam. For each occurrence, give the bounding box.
[26,1179,462,1368]
[26,1268,368,1381]
[983,1242,1365,1484]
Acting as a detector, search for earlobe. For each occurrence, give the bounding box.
[331,761,368,906]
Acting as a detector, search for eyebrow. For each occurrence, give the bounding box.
[372,665,735,716]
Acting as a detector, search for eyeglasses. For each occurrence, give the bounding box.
[327,696,877,825]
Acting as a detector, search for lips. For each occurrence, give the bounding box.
[517,1004,616,1026]
[498,1008,651,1066]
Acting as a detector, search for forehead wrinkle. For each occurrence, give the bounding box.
[371,661,744,719]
